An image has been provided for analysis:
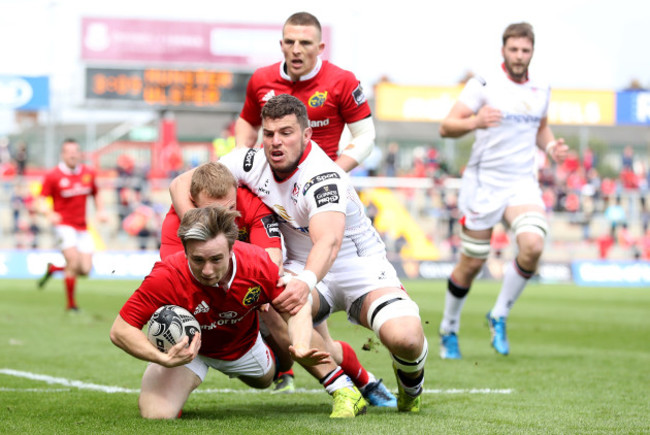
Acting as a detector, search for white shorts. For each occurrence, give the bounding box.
[54,225,95,253]
[458,172,544,231]
[184,333,273,382]
[284,254,403,325]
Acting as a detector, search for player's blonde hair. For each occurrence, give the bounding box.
[502,22,535,46]
[178,206,240,251]
[189,162,238,202]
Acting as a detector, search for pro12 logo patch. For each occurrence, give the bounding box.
[314,184,340,207]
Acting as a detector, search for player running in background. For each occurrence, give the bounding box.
[110,206,336,419]
[235,11,375,172]
[37,138,107,311]
[437,22,569,359]
[234,12,391,402]
[171,94,427,413]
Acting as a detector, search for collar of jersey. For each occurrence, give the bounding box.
[273,141,313,183]
[501,62,529,84]
[187,251,237,290]
[280,57,323,82]
[58,162,82,175]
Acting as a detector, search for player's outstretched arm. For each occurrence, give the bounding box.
[169,168,197,218]
[280,297,331,367]
[110,315,200,368]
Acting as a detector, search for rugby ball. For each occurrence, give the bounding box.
[146,305,200,353]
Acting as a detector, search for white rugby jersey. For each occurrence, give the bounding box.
[459,65,551,188]
[219,143,386,262]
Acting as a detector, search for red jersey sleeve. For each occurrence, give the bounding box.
[119,261,185,329]
[236,187,281,250]
[239,69,266,128]
[334,67,372,125]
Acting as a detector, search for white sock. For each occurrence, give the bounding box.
[491,260,533,318]
[440,289,467,334]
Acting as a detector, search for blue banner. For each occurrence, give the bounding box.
[616,90,650,125]
[0,75,50,110]
[572,260,650,286]
[0,250,160,280]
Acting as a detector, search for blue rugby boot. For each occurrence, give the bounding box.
[439,331,461,359]
[486,312,510,355]
[361,378,397,407]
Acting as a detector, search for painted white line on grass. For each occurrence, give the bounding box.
[0,368,138,394]
[0,369,513,395]
[0,388,71,392]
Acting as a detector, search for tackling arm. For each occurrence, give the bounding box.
[168,168,197,218]
[272,211,344,315]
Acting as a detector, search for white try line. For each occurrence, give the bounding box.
[0,368,513,395]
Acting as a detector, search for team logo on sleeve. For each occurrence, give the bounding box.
[243,149,256,172]
[302,172,341,195]
[243,285,262,306]
[314,184,340,207]
[238,227,249,242]
[261,215,280,238]
[352,84,366,106]
[308,91,328,108]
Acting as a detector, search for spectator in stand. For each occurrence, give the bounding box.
[605,196,627,239]
[13,140,28,176]
[582,146,595,172]
[621,145,634,170]
[384,142,399,177]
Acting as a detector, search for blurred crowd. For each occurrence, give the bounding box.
[2,136,650,260]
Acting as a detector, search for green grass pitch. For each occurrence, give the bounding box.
[1,277,648,434]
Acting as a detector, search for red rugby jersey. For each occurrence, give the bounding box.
[40,163,98,230]
[239,60,371,161]
[119,243,281,360]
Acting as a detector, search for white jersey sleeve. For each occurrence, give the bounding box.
[458,76,487,114]
[299,169,348,220]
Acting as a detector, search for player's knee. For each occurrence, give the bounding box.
[386,320,425,360]
[138,398,179,420]
[392,337,428,373]
[366,293,420,337]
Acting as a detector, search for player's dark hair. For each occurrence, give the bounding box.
[502,22,535,46]
[62,138,78,145]
[261,94,310,130]
[190,162,238,202]
[178,206,241,251]
[284,12,322,37]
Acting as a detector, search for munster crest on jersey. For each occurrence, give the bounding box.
[308,91,328,108]
[243,285,262,306]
